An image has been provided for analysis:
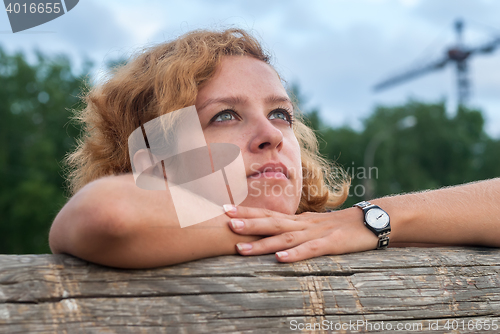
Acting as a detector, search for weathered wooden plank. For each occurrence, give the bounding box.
[2,296,500,333]
[1,247,500,333]
[2,246,499,277]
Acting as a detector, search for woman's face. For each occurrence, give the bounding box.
[195,56,303,214]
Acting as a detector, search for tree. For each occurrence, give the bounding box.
[0,46,90,254]
[319,100,500,207]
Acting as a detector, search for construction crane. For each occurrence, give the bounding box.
[374,19,500,106]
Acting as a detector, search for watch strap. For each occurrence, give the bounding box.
[353,201,374,209]
[376,233,390,249]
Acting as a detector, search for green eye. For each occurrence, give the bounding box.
[214,111,235,122]
[269,111,286,121]
[269,109,293,124]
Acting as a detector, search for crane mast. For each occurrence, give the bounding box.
[374,19,500,107]
[453,19,469,106]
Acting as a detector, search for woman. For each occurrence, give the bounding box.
[49,28,500,268]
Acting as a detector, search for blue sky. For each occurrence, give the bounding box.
[2,0,500,137]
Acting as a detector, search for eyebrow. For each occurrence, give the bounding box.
[264,95,293,106]
[198,95,293,112]
[198,96,247,111]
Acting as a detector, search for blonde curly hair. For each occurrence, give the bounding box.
[66,28,349,212]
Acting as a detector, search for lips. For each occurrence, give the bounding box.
[248,162,289,179]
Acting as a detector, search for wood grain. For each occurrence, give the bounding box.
[1,247,500,333]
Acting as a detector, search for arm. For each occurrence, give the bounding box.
[49,174,259,268]
[374,177,500,247]
[225,178,500,262]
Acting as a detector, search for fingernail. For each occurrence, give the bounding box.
[223,204,237,213]
[236,243,252,251]
[231,219,245,229]
[276,251,288,259]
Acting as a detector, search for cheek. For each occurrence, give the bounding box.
[287,136,303,183]
[203,127,249,147]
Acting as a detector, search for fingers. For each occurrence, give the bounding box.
[226,204,304,236]
[235,230,307,255]
[275,238,331,262]
[228,216,303,235]
[226,204,318,258]
[223,204,293,220]
[228,206,380,263]
[231,214,377,262]
[235,234,333,262]
[272,226,378,262]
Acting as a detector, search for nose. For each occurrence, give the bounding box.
[248,116,284,153]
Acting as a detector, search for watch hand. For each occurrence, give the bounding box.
[377,214,383,220]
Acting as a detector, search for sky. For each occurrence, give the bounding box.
[2,0,500,137]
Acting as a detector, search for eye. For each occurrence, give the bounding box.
[268,108,294,125]
[211,110,238,123]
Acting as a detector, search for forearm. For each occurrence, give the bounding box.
[49,175,258,268]
[371,178,500,246]
[86,218,258,268]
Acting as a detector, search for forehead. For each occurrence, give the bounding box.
[197,56,287,101]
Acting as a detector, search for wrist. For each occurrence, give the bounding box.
[325,207,380,250]
[369,196,417,244]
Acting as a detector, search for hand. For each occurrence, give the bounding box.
[224,205,379,262]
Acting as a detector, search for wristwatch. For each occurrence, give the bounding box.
[353,201,391,249]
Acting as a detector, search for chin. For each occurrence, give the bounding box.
[240,180,300,214]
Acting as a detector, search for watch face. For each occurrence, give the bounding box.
[366,208,389,229]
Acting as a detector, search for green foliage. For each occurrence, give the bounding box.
[0,46,89,254]
[318,100,500,207]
